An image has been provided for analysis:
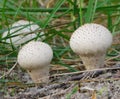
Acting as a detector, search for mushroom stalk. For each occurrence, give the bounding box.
[27,66,49,83]
[79,52,105,70]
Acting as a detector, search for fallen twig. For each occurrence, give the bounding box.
[50,64,120,81]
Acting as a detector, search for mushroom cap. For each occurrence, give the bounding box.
[17,41,53,69]
[2,20,45,46]
[70,23,113,55]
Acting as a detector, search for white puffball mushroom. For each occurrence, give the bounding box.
[2,20,45,47]
[17,41,53,83]
[70,23,113,70]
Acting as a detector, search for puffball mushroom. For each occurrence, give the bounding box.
[2,20,45,47]
[70,23,113,70]
[17,41,53,83]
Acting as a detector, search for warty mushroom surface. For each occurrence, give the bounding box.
[70,23,113,70]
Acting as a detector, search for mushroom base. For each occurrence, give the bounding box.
[80,53,105,70]
[27,66,49,83]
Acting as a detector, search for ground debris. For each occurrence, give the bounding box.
[2,65,120,99]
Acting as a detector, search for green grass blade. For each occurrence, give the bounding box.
[43,0,66,28]
[85,0,96,23]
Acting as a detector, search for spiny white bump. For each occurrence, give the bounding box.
[17,41,53,83]
[70,23,113,70]
[2,20,45,46]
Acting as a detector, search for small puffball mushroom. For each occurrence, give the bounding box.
[2,20,45,47]
[17,41,53,83]
[70,23,113,70]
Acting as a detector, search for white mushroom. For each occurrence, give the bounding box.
[2,20,45,47]
[17,41,53,83]
[70,23,113,70]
